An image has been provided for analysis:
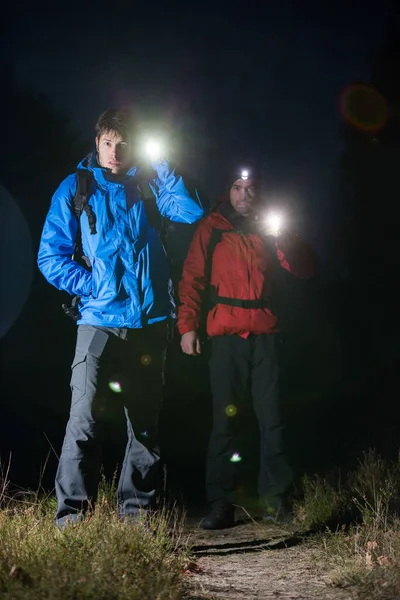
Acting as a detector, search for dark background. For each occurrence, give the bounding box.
[1,0,399,507]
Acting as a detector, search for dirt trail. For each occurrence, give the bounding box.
[181,515,351,600]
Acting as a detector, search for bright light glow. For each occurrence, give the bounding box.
[225,404,237,417]
[140,354,152,366]
[241,169,249,180]
[109,380,122,393]
[144,138,164,161]
[230,452,242,463]
[264,212,283,236]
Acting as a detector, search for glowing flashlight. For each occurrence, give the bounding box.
[264,212,283,236]
[241,169,249,180]
[144,138,164,161]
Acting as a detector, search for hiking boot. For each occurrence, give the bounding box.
[201,501,235,530]
[262,498,293,525]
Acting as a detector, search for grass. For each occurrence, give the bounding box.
[0,469,190,600]
[292,473,347,531]
[3,447,400,599]
[293,449,400,599]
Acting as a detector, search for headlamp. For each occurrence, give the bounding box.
[228,163,261,189]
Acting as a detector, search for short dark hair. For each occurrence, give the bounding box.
[95,108,134,141]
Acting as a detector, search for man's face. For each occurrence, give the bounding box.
[229,178,258,216]
[95,131,131,174]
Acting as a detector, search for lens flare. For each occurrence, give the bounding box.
[225,404,237,417]
[0,183,34,339]
[109,380,122,393]
[230,452,242,463]
[140,354,152,366]
[339,84,388,132]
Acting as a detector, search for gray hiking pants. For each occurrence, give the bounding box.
[55,322,168,524]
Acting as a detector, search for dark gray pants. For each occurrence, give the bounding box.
[55,322,167,523]
[207,334,293,507]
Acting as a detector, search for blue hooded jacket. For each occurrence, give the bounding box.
[37,155,205,328]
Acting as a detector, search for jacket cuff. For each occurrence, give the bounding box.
[177,322,199,336]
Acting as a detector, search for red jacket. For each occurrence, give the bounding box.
[177,206,317,337]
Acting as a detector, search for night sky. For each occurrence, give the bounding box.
[3,0,396,256]
[1,0,399,497]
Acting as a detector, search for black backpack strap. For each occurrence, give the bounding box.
[203,227,273,315]
[198,228,225,337]
[61,295,82,321]
[74,169,97,235]
[208,292,271,309]
[62,169,96,321]
[73,170,87,219]
[204,228,225,285]
[72,170,96,269]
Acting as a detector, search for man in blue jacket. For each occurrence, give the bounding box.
[38,108,205,527]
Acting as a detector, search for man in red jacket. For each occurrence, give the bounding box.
[178,165,317,529]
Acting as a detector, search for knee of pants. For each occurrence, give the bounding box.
[69,353,105,420]
[212,402,242,431]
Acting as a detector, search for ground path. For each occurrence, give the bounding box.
[181,513,351,600]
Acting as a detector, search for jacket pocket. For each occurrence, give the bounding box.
[70,352,87,402]
[91,259,98,299]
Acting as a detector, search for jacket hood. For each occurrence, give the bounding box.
[77,152,142,188]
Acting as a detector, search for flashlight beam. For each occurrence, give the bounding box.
[144,138,164,161]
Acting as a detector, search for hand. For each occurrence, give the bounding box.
[150,156,168,170]
[263,212,284,238]
[181,331,201,356]
[264,224,281,238]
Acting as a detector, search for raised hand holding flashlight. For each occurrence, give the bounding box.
[263,211,284,237]
[144,138,165,162]
[262,210,298,247]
